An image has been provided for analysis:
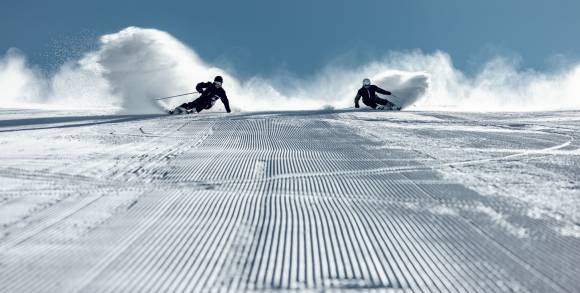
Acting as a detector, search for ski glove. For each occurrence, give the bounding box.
[386,91,392,95]
[355,104,360,108]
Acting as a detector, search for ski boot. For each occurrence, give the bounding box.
[169,106,187,115]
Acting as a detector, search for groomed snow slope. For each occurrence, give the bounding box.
[0,109,579,292]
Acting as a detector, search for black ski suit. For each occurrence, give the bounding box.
[354,85,394,109]
[179,81,231,113]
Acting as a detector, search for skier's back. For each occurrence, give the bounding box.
[171,76,231,114]
[354,78,398,110]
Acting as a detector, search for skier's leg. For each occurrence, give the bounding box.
[362,99,378,109]
[183,99,200,110]
[171,102,188,114]
[195,102,207,113]
[171,99,197,114]
[195,99,215,113]
[375,97,397,109]
[176,103,188,110]
[178,97,208,113]
[375,98,390,106]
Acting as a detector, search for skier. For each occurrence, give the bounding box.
[354,78,400,110]
[170,76,231,114]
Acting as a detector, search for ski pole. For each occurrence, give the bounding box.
[155,92,199,101]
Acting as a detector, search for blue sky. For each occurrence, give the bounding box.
[2,0,579,78]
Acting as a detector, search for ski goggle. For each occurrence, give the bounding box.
[214,81,222,87]
[363,79,371,86]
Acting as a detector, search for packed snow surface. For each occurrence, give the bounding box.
[0,108,579,292]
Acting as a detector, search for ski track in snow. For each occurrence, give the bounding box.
[0,108,579,292]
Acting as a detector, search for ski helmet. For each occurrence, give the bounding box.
[363,78,371,86]
[214,76,223,83]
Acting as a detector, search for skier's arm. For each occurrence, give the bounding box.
[354,93,362,108]
[374,86,392,95]
[220,93,231,113]
[196,82,211,93]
